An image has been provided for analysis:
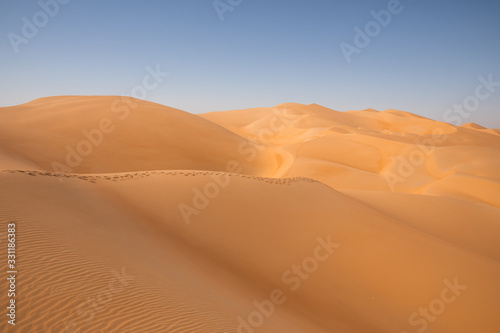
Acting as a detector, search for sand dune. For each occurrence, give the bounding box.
[202,102,500,194]
[0,96,499,332]
[0,96,276,175]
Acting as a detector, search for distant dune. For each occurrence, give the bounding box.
[1,96,499,333]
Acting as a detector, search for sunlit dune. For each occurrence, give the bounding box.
[1,96,499,333]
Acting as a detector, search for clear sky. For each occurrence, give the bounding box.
[1,0,499,127]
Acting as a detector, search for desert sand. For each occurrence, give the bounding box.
[0,96,499,333]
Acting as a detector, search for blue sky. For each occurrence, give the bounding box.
[1,0,499,127]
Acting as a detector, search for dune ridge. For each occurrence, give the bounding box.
[1,169,319,185]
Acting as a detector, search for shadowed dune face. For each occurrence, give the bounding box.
[0,96,499,333]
